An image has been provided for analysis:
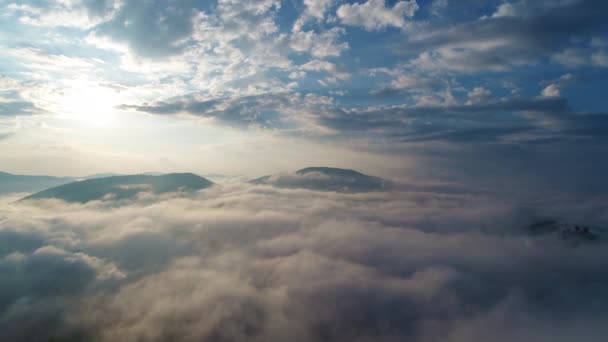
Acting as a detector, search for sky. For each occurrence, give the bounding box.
[1,0,608,189]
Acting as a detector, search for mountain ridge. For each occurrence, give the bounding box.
[0,171,76,194]
[21,173,214,203]
[250,167,391,193]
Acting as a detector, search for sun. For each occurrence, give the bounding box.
[58,80,120,125]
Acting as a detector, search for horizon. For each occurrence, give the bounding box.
[0,165,383,179]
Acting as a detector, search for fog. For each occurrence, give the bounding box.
[1,183,607,341]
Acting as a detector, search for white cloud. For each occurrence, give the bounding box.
[466,87,493,105]
[541,84,560,97]
[6,0,118,28]
[491,2,524,18]
[553,48,588,68]
[429,0,448,17]
[290,25,349,58]
[337,0,419,31]
[390,74,433,90]
[303,0,334,20]
[1,182,607,340]
[6,47,99,74]
[553,45,608,69]
[289,71,307,79]
[591,50,608,67]
[300,60,351,80]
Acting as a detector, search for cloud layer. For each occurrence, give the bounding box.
[1,183,608,341]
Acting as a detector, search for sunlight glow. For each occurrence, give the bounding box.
[58,80,120,125]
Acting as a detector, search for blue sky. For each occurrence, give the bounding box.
[1,0,607,192]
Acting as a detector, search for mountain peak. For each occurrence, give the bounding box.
[296,167,367,177]
[21,173,214,203]
[250,167,390,193]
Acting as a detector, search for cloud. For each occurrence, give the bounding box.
[299,60,351,80]
[6,0,117,28]
[312,96,574,141]
[119,93,302,128]
[119,88,608,151]
[428,0,448,17]
[553,46,608,68]
[401,0,608,73]
[591,50,608,67]
[289,0,348,59]
[289,26,349,58]
[1,181,608,341]
[337,0,419,31]
[90,0,199,58]
[542,84,560,97]
[0,100,42,117]
[466,87,493,105]
[302,0,334,20]
[0,77,45,117]
[539,73,576,99]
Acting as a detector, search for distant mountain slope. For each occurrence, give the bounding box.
[0,171,75,195]
[21,173,214,203]
[250,167,390,193]
[79,172,167,181]
[525,220,601,245]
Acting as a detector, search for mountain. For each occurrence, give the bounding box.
[82,172,165,180]
[0,171,75,195]
[21,173,214,203]
[250,167,391,193]
[525,220,600,245]
[81,172,124,180]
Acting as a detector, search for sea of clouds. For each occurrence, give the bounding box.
[1,183,608,341]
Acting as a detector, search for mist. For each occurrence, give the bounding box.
[1,183,607,341]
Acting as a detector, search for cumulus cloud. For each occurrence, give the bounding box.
[337,0,419,31]
[466,87,493,105]
[299,60,351,80]
[302,0,334,20]
[539,73,576,99]
[542,84,560,97]
[1,181,608,341]
[289,25,349,58]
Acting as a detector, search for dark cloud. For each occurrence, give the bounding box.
[1,184,607,341]
[401,0,608,72]
[81,0,114,18]
[92,0,198,58]
[122,91,608,147]
[120,93,297,127]
[0,100,42,116]
[315,96,575,142]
